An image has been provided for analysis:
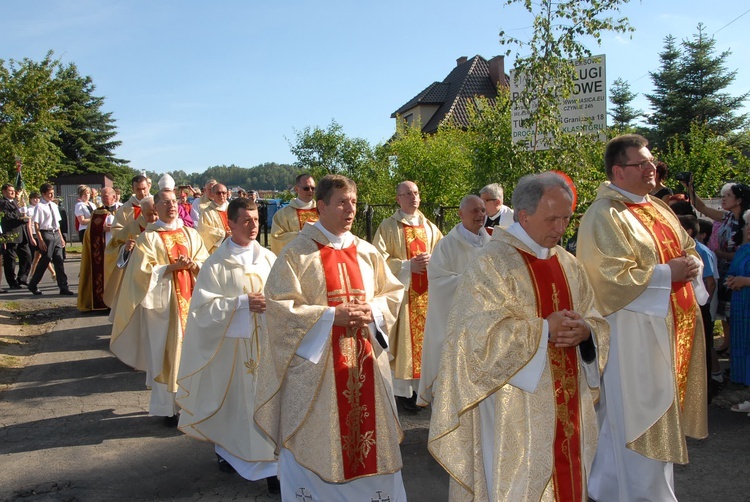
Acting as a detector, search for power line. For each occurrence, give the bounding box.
[713,8,750,36]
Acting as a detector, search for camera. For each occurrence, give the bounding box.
[674,171,693,184]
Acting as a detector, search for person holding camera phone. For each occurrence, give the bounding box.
[687,181,750,354]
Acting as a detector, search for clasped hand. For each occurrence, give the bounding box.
[547,309,591,348]
[668,251,700,282]
[247,292,266,313]
[333,298,373,330]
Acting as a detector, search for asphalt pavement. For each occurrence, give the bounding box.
[1,256,749,501]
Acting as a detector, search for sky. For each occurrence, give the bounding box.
[2,0,749,175]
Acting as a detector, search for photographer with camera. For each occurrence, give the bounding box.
[686,180,750,355]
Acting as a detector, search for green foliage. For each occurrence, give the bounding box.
[499,0,633,148]
[609,78,642,129]
[647,25,749,150]
[0,52,65,190]
[661,122,750,197]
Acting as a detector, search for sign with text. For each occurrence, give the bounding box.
[510,54,606,150]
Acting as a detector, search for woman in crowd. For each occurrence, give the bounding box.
[689,182,750,354]
[651,161,673,202]
[729,210,750,411]
[74,185,97,242]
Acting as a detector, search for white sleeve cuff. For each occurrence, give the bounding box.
[296,307,335,364]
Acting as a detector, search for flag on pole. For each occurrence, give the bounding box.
[14,156,28,207]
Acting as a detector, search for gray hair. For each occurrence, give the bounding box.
[512,172,573,221]
[140,196,155,211]
[744,208,750,226]
[459,194,483,210]
[479,183,504,201]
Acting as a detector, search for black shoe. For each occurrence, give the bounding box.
[8,284,22,290]
[397,395,422,413]
[0,288,7,294]
[266,476,280,494]
[18,280,28,286]
[163,414,179,428]
[59,289,75,296]
[28,287,42,296]
[216,454,236,473]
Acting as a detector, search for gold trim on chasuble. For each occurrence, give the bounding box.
[518,250,584,502]
[625,203,697,407]
[402,224,429,378]
[241,272,264,376]
[295,208,319,230]
[158,229,194,338]
[89,210,110,309]
[316,243,379,479]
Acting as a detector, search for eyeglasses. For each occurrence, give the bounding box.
[299,186,316,192]
[620,158,657,171]
[215,191,228,195]
[397,191,420,197]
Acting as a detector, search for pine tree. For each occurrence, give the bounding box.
[647,24,749,149]
[54,63,128,175]
[608,78,642,129]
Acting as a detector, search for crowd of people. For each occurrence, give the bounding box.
[1,132,750,500]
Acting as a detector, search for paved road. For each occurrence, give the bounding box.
[1,256,749,501]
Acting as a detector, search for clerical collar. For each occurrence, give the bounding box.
[228,238,259,265]
[215,201,228,211]
[295,198,316,209]
[507,222,550,259]
[458,224,490,248]
[398,210,422,226]
[609,183,649,203]
[154,218,184,231]
[314,221,354,249]
[486,208,501,220]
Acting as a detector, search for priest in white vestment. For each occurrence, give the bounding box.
[197,183,231,254]
[110,188,208,424]
[177,197,279,493]
[269,173,318,255]
[255,175,406,501]
[429,172,609,501]
[111,174,151,242]
[578,134,708,502]
[417,195,490,406]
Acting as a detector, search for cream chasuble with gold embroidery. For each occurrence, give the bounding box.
[372,209,442,394]
[197,201,230,254]
[269,198,318,255]
[110,221,208,416]
[429,226,608,501]
[255,223,405,489]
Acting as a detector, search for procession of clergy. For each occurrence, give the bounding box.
[76,134,708,501]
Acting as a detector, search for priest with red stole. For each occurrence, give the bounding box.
[429,172,609,501]
[111,174,151,241]
[372,180,442,411]
[77,187,117,312]
[110,188,208,425]
[579,134,708,501]
[197,183,231,254]
[268,173,319,255]
[255,174,405,501]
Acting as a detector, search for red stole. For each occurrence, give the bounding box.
[625,202,697,406]
[519,250,583,502]
[217,210,230,234]
[133,204,141,220]
[402,224,429,378]
[316,242,378,479]
[88,209,110,310]
[157,229,194,337]
[295,208,319,230]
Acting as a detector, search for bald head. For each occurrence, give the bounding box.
[396,181,420,214]
[101,187,116,207]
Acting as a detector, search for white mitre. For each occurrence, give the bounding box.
[158,173,175,190]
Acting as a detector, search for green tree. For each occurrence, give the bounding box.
[54,63,127,175]
[609,77,642,129]
[647,25,749,149]
[0,52,65,190]
[499,0,633,150]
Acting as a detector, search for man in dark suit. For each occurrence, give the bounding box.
[1,183,32,289]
